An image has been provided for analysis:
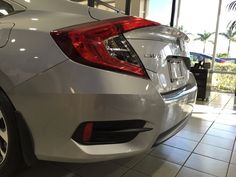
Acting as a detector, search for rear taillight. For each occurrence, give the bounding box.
[50,16,159,78]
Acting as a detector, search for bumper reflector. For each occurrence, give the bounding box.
[83,122,93,143]
[72,120,152,145]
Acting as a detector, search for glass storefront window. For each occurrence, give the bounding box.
[214,0,236,72]
[146,0,173,25]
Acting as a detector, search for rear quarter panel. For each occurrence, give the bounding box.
[0,1,96,91]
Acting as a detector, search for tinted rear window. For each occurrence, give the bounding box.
[0,0,15,16]
[70,0,118,13]
[0,0,24,17]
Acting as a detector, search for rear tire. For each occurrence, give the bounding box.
[0,90,24,177]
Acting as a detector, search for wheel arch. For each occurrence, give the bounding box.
[0,86,37,166]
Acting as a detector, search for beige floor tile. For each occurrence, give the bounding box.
[194,143,231,162]
[188,118,213,127]
[133,156,181,177]
[207,128,236,140]
[184,124,209,134]
[112,154,147,168]
[176,167,215,177]
[192,113,219,122]
[212,123,236,134]
[164,136,198,152]
[221,109,236,114]
[230,151,236,164]
[16,162,78,177]
[227,164,236,177]
[216,115,236,126]
[185,154,228,177]
[201,134,234,150]
[193,105,221,114]
[122,170,149,177]
[150,144,191,165]
[176,129,204,142]
[74,162,129,177]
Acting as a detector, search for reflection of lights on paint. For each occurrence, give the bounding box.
[29,28,37,31]
[19,48,26,52]
[11,39,16,43]
[0,10,8,15]
[24,0,31,3]
[70,87,75,94]
[31,18,39,21]
[160,74,167,88]
[145,84,149,91]
[34,56,39,59]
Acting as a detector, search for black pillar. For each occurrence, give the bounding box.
[125,0,131,15]
[88,0,95,7]
[170,0,176,27]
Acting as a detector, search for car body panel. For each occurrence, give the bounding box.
[8,59,196,162]
[0,0,197,162]
[0,4,95,90]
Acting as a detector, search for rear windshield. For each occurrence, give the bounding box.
[70,0,120,13]
[0,0,24,17]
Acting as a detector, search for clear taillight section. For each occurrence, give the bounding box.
[51,16,159,78]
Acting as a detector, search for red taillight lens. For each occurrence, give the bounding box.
[51,16,159,78]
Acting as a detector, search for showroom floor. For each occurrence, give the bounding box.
[16,92,236,177]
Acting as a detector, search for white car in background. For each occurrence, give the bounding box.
[0,0,197,176]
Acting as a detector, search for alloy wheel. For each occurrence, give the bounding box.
[0,110,8,165]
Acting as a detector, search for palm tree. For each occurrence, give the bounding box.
[178,25,192,35]
[228,1,236,29]
[194,31,214,53]
[228,1,236,11]
[220,27,236,57]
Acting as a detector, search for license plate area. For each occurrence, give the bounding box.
[167,58,184,83]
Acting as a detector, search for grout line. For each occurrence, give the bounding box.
[148,153,187,166]
[115,154,148,170]
[199,141,233,151]
[162,143,193,152]
[126,93,234,177]
[206,92,221,105]
[122,168,150,177]
[183,166,218,177]
[175,93,234,177]
[220,96,234,112]
[50,162,83,177]
[174,135,203,142]
[174,99,225,177]
[225,137,236,177]
[174,120,215,177]
[192,152,230,163]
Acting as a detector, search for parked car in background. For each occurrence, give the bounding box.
[0,0,197,176]
[220,58,236,64]
[190,52,226,64]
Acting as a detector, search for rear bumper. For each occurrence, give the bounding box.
[153,114,190,146]
[8,60,197,162]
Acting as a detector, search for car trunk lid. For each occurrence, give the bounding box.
[123,25,190,94]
